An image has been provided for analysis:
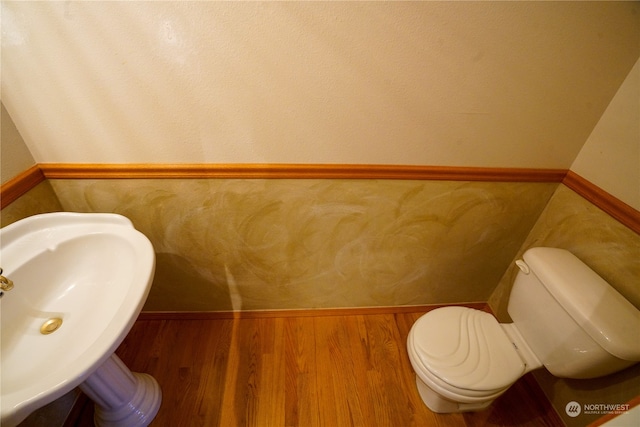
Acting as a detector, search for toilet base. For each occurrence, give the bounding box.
[415,375,493,413]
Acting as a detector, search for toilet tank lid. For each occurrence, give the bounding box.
[523,247,640,361]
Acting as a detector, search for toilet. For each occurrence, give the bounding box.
[407,247,640,413]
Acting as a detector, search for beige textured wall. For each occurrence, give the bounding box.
[2,1,638,167]
[1,103,35,185]
[571,58,640,211]
[0,103,61,220]
[49,178,556,311]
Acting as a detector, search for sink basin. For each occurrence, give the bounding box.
[1,212,161,426]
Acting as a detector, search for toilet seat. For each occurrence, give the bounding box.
[408,307,525,399]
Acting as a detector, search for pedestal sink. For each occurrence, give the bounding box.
[0,212,161,427]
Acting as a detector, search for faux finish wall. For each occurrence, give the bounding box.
[0,181,62,228]
[2,1,638,168]
[49,178,556,311]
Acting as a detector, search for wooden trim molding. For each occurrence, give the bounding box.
[39,163,567,182]
[138,302,489,321]
[2,164,638,235]
[0,165,45,209]
[563,171,640,234]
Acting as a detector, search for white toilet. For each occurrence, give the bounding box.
[407,247,640,413]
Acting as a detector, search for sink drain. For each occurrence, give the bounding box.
[40,318,63,335]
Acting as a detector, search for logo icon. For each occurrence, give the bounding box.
[566,401,581,417]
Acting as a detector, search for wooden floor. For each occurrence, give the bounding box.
[69,309,564,426]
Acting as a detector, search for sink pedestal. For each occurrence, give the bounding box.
[79,353,161,427]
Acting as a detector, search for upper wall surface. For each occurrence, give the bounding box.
[571,58,640,210]
[0,103,35,185]
[2,1,638,167]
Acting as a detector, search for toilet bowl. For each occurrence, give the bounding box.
[407,306,541,412]
[407,248,640,413]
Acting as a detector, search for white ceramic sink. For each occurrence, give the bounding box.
[1,212,161,427]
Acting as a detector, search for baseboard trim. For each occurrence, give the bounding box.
[38,163,567,182]
[563,171,640,234]
[0,165,45,209]
[137,303,489,320]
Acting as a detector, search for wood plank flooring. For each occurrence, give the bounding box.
[69,310,563,426]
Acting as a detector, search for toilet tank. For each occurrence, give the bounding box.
[507,247,640,379]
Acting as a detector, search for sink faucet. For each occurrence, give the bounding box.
[0,268,14,291]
